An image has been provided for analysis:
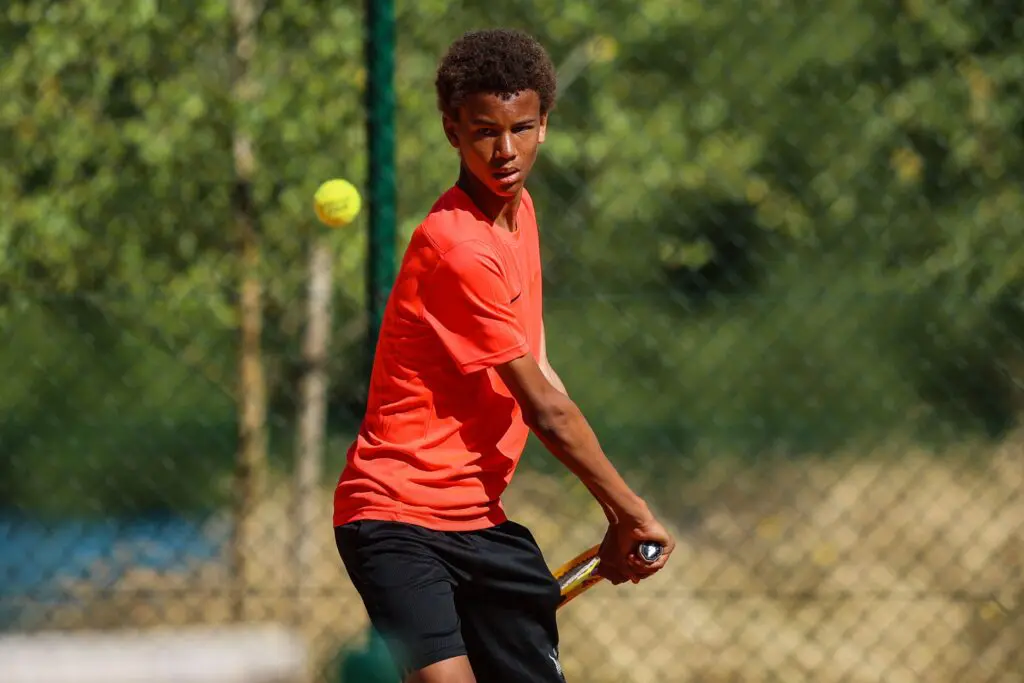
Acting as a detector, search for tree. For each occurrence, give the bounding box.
[2,0,1022,515]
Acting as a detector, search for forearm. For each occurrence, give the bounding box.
[497,353,646,523]
[540,363,618,521]
[541,359,568,396]
[528,396,648,524]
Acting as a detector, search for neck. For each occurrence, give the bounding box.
[457,165,521,232]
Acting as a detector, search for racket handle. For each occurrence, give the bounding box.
[637,542,664,563]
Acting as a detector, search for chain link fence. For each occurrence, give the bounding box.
[3,2,1024,682]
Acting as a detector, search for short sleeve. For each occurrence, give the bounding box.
[422,242,529,374]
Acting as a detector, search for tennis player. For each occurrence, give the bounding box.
[333,28,675,683]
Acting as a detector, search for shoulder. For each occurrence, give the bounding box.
[420,238,509,310]
[430,239,504,291]
[408,187,505,276]
[413,186,490,254]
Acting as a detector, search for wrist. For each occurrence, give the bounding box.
[598,499,618,523]
[608,494,650,526]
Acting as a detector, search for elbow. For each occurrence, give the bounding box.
[523,391,580,445]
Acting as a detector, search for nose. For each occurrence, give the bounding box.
[495,132,516,161]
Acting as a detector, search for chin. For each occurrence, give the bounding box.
[491,180,524,197]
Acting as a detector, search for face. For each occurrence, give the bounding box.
[443,89,548,198]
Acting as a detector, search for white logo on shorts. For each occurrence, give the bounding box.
[549,647,564,679]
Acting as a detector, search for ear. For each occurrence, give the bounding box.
[538,113,549,144]
[442,113,460,149]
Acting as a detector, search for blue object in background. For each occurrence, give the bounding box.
[0,512,227,629]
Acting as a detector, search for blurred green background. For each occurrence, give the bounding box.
[2,1,1021,516]
[1,1,1023,681]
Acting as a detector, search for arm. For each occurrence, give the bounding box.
[538,321,568,396]
[421,243,673,578]
[541,359,568,396]
[537,323,618,522]
[495,353,650,526]
[498,353,675,581]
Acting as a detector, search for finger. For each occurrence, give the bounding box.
[647,551,671,571]
[596,563,629,585]
[626,564,661,580]
[627,551,670,574]
[630,553,664,568]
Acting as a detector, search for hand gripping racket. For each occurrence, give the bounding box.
[553,541,664,609]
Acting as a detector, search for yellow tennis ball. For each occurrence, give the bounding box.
[314,178,362,227]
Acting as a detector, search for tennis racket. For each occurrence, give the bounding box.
[553,541,664,609]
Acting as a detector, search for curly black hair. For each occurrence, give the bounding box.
[435,29,558,117]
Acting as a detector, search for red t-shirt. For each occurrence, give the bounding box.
[333,185,544,531]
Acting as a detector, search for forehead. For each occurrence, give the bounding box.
[458,90,542,121]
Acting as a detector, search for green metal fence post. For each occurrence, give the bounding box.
[364,0,397,365]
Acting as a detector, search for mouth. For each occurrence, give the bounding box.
[492,168,522,185]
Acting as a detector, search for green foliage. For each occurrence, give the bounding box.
[0,298,236,516]
[0,0,369,514]
[1,1,1022,513]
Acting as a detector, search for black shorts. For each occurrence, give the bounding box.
[335,519,566,682]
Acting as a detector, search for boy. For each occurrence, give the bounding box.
[333,28,675,683]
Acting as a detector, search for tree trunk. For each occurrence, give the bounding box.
[230,0,266,623]
[293,238,333,621]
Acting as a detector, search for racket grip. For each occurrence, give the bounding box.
[637,542,664,563]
